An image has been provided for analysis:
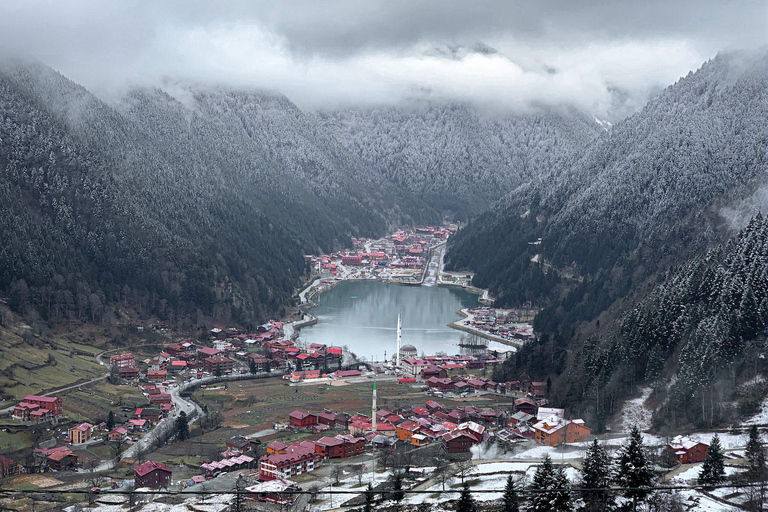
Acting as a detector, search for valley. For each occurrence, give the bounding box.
[0,27,765,512]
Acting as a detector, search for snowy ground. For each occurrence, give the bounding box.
[619,386,654,431]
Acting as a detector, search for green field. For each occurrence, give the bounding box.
[0,430,37,454]
[58,381,148,424]
[0,326,106,402]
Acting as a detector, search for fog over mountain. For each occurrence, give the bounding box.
[1,1,765,120]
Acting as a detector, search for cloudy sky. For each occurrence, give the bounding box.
[1,0,765,118]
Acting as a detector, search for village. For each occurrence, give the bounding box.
[1,305,765,512]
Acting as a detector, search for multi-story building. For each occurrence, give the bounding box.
[109,353,135,368]
[532,416,591,446]
[13,396,63,423]
[134,461,172,489]
[68,423,93,444]
[258,442,320,480]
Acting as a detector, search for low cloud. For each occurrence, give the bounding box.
[0,1,765,118]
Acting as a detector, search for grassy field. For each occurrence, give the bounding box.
[193,377,518,431]
[58,381,147,424]
[0,325,106,402]
[0,430,37,453]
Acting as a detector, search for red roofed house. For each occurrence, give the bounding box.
[259,443,320,480]
[34,447,78,471]
[203,355,234,374]
[442,431,480,453]
[426,377,454,392]
[149,394,173,406]
[147,370,167,381]
[18,395,63,417]
[68,423,93,444]
[109,353,135,368]
[267,441,289,454]
[119,366,140,380]
[109,427,128,442]
[664,436,709,464]
[134,461,172,489]
[514,398,538,416]
[0,456,20,477]
[288,411,318,428]
[396,420,421,443]
[317,411,337,427]
[197,347,222,359]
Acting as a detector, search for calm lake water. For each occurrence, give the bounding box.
[298,280,483,361]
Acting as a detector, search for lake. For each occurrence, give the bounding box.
[297,280,488,362]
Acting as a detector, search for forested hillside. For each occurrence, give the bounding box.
[448,50,767,332]
[316,106,601,219]
[0,59,437,329]
[496,216,766,427]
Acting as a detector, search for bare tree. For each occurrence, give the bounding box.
[434,465,451,492]
[456,459,474,484]
[331,465,344,485]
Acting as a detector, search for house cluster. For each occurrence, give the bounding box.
[110,321,291,385]
[401,354,505,379]
[269,341,344,379]
[462,307,535,342]
[424,375,500,395]
[12,396,63,425]
[258,434,366,480]
[285,400,504,455]
[310,226,454,281]
[496,403,591,447]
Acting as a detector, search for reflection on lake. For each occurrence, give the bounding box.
[298,280,485,361]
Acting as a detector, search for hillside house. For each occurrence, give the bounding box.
[259,443,320,480]
[288,410,318,428]
[248,354,271,372]
[109,427,128,442]
[109,354,135,368]
[532,416,591,446]
[68,423,93,444]
[664,436,709,464]
[119,367,140,380]
[514,398,538,416]
[266,441,288,454]
[442,431,480,453]
[34,447,78,471]
[203,355,234,374]
[0,456,20,477]
[13,396,63,423]
[134,461,172,489]
[314,436,364,458]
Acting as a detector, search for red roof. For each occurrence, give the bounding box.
[289,410,312,420]
[134,461,171,477]
[23,395,58,403]
[316,436,344,447]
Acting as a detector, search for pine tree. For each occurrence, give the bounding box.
[175,411,190,441]
[529,455,571,512]
[106,411,115,431]
[581,439,614,511]
[698,433,725,487]
[501,474,519,512]
[364,484,375,512]
[614,426,654,504]
[745,426,767,482]
[392,472,404,506]
[456,482,477,512]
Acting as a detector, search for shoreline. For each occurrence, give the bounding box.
[447,309,524,350]
[287,237,500,346]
